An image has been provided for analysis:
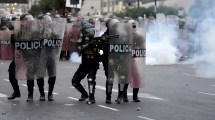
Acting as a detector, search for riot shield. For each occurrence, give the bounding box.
[14,20,42,80]
[14,18,66,80]
[38,18,66,78]
[108,22,132,84]
[62,23,73,52]
[0,29,12,60]
[130,28,146,88]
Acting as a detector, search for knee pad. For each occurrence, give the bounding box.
[88,78,96,85]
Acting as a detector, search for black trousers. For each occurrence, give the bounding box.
[27,77,56,96]
[37,77,56,95]
[8,61,20,93]
[72,63,98,95]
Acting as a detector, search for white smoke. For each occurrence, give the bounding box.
[70,52,81,63]
[146,22,179,65]
[187,0,215,78]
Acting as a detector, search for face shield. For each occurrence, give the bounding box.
[82,27,95,38]
[81,21,95,38]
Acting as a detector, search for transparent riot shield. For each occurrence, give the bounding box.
[14,20,43,80]
[0,29,12,60]
[130,28,146,88]
[108,23,132,84]
[37,18,66,78]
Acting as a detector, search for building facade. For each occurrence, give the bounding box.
[0,0,29,15]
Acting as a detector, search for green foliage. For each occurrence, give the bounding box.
[28,5,42,16]
[38,0,54,13]
[114,5,179,18]
[28,0,66,16]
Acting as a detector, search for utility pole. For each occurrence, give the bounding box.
[137,0,140,9]
[137,0,140,16]
[154,0,157,13]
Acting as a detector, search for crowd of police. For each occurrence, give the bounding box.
[0,13,146,105]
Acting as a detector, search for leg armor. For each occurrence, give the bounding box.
[87,78,96,104]
[105,78,113,104]
[88,78,96,95]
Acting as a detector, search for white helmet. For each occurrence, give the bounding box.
[106,19,119,29]
[54,14,60,18]
[20,14,34,21]
[42,14,52,23]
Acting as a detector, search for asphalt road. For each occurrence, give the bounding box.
[0,60,215,120]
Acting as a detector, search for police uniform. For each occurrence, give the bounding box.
[1,23,21,100]
[72,21,100,104]
[36,14,58,101]
[100,19,119,104]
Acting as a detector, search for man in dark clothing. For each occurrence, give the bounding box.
[71,21,100,104]
[100,19,119,104]
[0,21,21,100]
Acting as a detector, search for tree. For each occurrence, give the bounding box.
[114,6,178,18]
[28,5,42,16]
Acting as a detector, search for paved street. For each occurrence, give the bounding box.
[0,60,215,120]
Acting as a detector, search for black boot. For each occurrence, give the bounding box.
[37,78,45,101]
[133,88,140,102]
[8,91,21,100]
[40,95,45,101]
[115,84,124,104]
[48,77,56,101]
[26,95,33,102]
[26,80,34,102]
[87,94,95,104]
[123,84,129,102]
[115,91,123,104]
[8,65,21,100]
[79,93,89,101]
[105,82,113,104]
[48,94,54,101]
[105,93,112,104]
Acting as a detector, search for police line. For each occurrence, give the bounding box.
[15,39,62,50]
[109,44,146,57]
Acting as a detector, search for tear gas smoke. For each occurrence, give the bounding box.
[187,0,215,78]
[70,52,81,63]
[146,22,179,65]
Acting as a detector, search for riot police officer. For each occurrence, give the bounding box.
[0,17,21,100]
[17,13,41,102]
[101,18,119,104]
[71,21,100,104]
[119,20,145,103]
[36,14,57,101]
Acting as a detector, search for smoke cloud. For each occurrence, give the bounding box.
[187,0,215,78]
[146,22,179,65]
